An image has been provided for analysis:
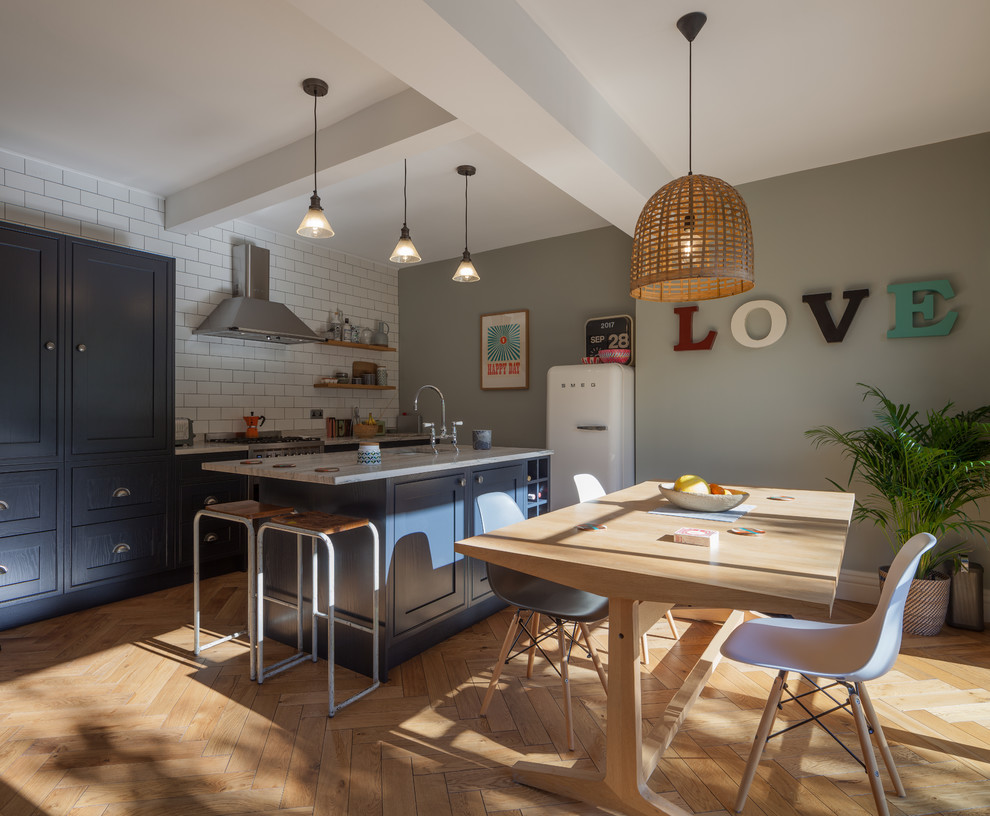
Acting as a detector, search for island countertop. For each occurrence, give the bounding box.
[202,445,552,485]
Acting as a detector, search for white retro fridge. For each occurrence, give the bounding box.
[547,364,634,510]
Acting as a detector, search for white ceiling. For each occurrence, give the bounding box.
[2,0,989,266]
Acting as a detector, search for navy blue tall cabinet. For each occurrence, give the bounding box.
[0,221,174,626]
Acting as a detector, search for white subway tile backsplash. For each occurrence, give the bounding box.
[97,179,130,201]
[25,159,61,183]
[62,170,99,193]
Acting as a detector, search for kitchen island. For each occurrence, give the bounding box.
[203,446,552,679]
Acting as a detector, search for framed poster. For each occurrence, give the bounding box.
[481,309,529,390]
[585,314,633,361]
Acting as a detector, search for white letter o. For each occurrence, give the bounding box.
[730,300,787,348]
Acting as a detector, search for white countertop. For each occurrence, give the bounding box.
[201,446,552,485]
[174,433,429,456]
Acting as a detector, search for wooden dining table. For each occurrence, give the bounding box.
[455,480,855,816]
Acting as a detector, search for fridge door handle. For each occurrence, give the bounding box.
[576,424,608,431]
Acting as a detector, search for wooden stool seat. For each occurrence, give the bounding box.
[268,511,370,536]
[193,499,295,680]
[203,500,295,521]
[256,513,381,717]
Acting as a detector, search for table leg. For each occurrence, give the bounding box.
[513,599,692,816]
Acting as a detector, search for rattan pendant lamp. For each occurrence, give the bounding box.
[630,12,753,301]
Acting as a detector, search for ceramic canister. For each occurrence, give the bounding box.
[357,442,381,465]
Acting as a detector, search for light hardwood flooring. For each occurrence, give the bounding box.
[2,572,990,816]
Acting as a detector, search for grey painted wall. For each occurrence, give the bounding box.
[399,134,989,576]
[637,133,990,573]
[398,226,634,448]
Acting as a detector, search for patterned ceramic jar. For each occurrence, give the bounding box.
[357,442,381,465]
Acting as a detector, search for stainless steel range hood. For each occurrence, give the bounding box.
[193,244,323,345]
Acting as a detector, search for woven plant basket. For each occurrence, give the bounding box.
[879,566,951,636]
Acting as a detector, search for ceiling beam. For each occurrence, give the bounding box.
[166,88,471,234]
[289,0,673,234]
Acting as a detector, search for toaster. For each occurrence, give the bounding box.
[175,417,195,447]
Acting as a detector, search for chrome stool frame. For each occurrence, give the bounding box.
[193,499,294,680]
[256,511,380,717]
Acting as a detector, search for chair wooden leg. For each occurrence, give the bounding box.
[480,608,521,716]
[557,619,575,751]
[858,682,905,797]
[735,670,786,813]
[579,622,608,693]
[665,610,679,639]
[526,612,541,677]
[849,684,891,816]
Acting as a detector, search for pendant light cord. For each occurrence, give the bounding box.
[403,159,409,228]
[312,92,318,196]
[688,38,693,176]
[464,172,469,252]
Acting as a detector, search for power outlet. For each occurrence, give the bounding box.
[310,408,324,419]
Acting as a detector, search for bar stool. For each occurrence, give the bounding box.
[193,499,294,680]
[256,511,380,717]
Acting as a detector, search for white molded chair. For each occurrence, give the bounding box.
[573,473,680,660]
[476,491,608,751]
[720,532,937,816]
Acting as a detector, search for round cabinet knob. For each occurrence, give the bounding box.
[44,341,55,351]
[76,343,87,352]
[476,475,484,484]
[457,477,466,487]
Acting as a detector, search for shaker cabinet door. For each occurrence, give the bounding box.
[0,226,59,460]
[68,241,172,456]
[390,474,467,637]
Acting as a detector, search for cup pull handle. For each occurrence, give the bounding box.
[0,565,8,575]
[0,500,8,511]
[204,533,219,544]
[112,487,131,499]
[112,543,131,554]
[204,496,219,506]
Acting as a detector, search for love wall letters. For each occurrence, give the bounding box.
[673,279,958,351]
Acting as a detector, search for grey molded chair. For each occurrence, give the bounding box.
[573,473,680,661]
[476,491,608,750]
[720,532,937,816]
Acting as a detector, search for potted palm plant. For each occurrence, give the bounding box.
[806,384,990,635]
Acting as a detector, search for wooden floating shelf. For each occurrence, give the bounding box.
[319,340,395,352]
[314,383,395,390]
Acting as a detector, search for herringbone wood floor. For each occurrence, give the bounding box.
[2,572,990,816]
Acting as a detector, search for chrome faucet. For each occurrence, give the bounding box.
[413,384,462,453]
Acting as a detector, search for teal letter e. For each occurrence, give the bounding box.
[887,280,957,338]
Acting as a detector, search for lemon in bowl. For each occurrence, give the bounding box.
[673,474,709,494]
[660,475,749,512]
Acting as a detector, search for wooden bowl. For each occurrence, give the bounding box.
[658,485,749,512]
[354,422,379,438]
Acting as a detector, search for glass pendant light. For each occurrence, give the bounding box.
[389,159,421,263]
[296,78,335,239]
[629,12,753,301]
[452,164,479,283]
